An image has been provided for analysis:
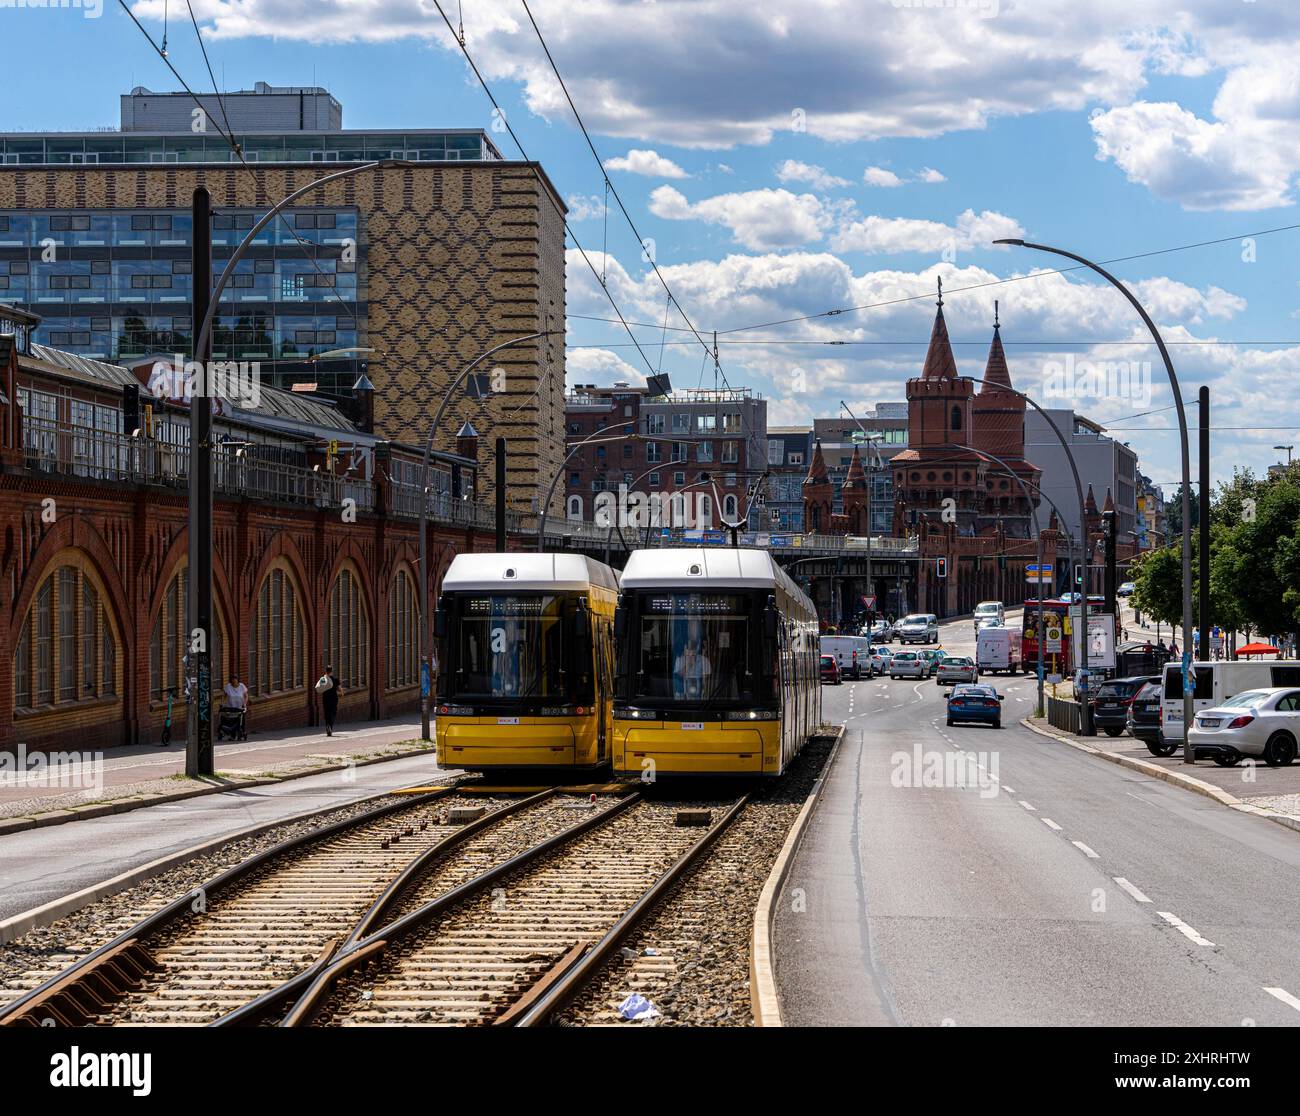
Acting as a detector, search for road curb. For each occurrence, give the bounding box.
[0,741,437,837]
[0,771,457,945]
[1019,716,1300,836]
[750,725,847,1028]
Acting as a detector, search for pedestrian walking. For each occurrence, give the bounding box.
[315,665,342,736]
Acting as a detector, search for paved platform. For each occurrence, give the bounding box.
[0,751,458,921]
[0,716,430,820]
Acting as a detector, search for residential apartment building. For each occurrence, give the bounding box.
[0,82,566,513]
[765,426,813,531]
[564,383,767,530]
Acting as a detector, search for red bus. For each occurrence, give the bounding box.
[1021,595,1105,675]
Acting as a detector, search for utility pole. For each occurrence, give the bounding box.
[187,188,214,777]
[495,437,507,552]
[1198,386,1210,662]
[1103,507,1117,625]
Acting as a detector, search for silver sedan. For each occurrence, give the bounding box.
[935,656,979,686]
[889,651,929,680]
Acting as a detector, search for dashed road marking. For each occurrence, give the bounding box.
[1114,877,1152,903]
[1072,841,1099,858]
[1157,911,1215,947]
[1041,817,1062,831]
[1018,800,1036,812]
[1002,786,1016,795]
[1264,987,1300,1013]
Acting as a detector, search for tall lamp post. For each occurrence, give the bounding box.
[416,329,560,742]
[537,422,638,551]
[996,237,1194,758]
[841,400,886,621]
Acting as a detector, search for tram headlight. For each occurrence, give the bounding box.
[438,704,473,716]
[725,710,779,720]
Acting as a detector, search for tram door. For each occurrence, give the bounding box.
[594,623,608,761]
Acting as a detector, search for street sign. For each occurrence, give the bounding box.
[771,535,789,547]
[420,661,430,699]
[1073,613,1116,670]
[1045,626,1063,652]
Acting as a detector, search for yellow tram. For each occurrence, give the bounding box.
[611,548,820,777]
[434,553,618,772]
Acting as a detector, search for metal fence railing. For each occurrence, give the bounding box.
[1046,694,1082,734]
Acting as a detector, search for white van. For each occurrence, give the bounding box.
[977,627,1022,674]
[973,601,1005,633]
[820,635,874,680]
[1160,659,1300,742]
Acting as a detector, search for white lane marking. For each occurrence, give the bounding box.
[1018,800,1036,812]
[1072,841,1100,858]
[1157,911,1215,947]
[1264,987,1300,1013]
[1114,877,1152,903]
[1041,817,1062,831]
[1002,785,1016,795]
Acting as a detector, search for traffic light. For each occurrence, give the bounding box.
[973,556,982,573]
[936,557,948,579]
[998,554,1006,571]
[1074,563,1083,585]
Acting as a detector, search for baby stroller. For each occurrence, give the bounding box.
[217,704,247,741]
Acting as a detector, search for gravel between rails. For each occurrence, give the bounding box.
[0,791,440,1003]
[554,734,836,1028]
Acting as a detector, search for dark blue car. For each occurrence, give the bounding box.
[947,683,1004,728]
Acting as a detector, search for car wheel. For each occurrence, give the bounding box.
[1264,732,1297,767]
[946,717,954,726]
[1104,727,1124,737]
[1212,753,1241,767]
[994,719,1002,729]
[1146,740,1178,758]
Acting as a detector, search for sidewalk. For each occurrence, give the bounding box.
[1022,714,1300,831]
[0,715,433,828]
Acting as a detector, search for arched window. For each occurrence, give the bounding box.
[723,494,739,520]
[327,565,369,688]
[387,568,419,690]
[951,405,962,432]
[150,567,225,701]
[566,495,583,521]
[249,564,306,697]
[14,558,119,710]
[698,494,713,523]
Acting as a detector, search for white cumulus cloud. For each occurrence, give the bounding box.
[648,185,833,250]
[603,149,689,178]
[776,159,850,190]
[863,166,904,188]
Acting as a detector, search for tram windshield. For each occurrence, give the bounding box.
[627,591,763,707]
[447,593,570,702]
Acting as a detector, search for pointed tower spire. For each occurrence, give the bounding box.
[1085,483,1098,515]
[921,278,959,380]
[843,443,867,489]
[979,301,1013,394]
[804,439,830,486]
[1102,487,1115,513]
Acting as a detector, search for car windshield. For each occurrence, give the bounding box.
[449,593,568,701]
[894,652,917,661]
[1222,690,1271,708]
[900,616,925,625]
[975,604,999,615]
[953,685,995,698]
[941,657,965,666]
[821,656,835,667]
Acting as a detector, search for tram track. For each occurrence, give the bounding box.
[0,784,609,1027]
[284,794,750,1027]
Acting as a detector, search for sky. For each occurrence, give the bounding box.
[5,0,1300,492]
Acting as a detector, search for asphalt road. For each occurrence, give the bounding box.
[774,613,1300,1026]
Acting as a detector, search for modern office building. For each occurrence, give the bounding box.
[0,83,566,512]
[1023,408,1139,548]
[564,383,767,531]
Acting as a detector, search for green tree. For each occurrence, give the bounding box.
[1165,483,1200,535]
[1130,546,1185,629]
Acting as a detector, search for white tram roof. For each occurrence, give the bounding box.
[441,552,618,593]
[621,548,803,596]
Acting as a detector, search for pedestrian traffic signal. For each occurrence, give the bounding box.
[936,557,947,579]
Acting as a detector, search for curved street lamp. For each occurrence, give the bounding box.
[536,422,638,552]
[996,237,1194,757]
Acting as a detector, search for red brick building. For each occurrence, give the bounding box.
[0,304,491,753]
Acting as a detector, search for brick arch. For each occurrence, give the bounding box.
[146,529,236,653]
[11,513,130,644]
[322,537,377,629]
[246,530,315,650]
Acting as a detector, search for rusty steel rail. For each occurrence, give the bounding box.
[0,784,459,1028]
[280,790,644,1027]
[512,794,750,1027]
[211,788,557,1027]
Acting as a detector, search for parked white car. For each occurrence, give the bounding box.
[1187,687,1300,767]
